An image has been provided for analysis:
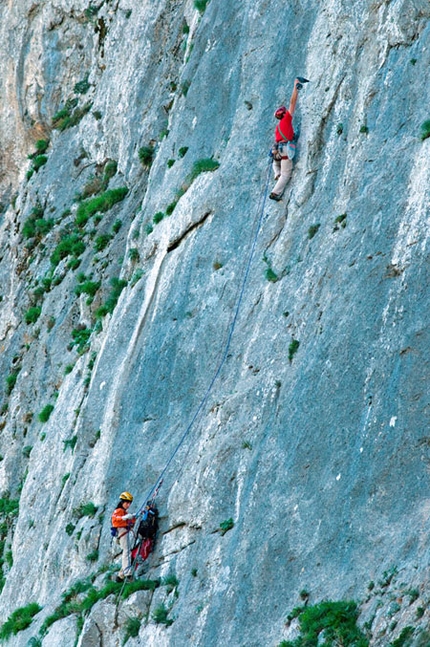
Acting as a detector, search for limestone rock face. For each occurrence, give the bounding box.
[0,0,429,645]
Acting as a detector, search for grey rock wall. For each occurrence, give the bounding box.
[0,0,429,645]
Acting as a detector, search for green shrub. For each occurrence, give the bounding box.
[86,550,99,562]
[336,123,344,135]
[52,107,72,128]
[189,157,220,182]
[280,600,368,647]
[32,155,48,172]
[65,523,75,536]
[64,364,74,375]
[95,277,127,319]
[73,501,98,519]
[153,211,164,224]
[93,234,112,252]
[40,580,158,635]
[379,566,398,588]
[0,603,42,640]
[38,404,54,423]
[265,267,278,283]
[334,213,347,230]
[51,233,85,266]
[35,139,49,154]
[52,100,92,131]
[178,146,189,158]
[167,159,175,168]
[22,446,32,458]
[359,124,369,134]
[104,160,118,181]
[70,326,92,354]
[5,369,20,395]
[405,588,419,604]
[152,603,173,626]
[112,219,122,234]
[128,248,140,262]
[194,0,210,12]
[63,436,77,452]
[145,224,154,235]
[162,574,179,594]
[85,4,98,19]
[28,637,42,647]
[308,224,320,239]
[75,187,128,227]
[288,339,300,363]
[22,215,54,240]
[165,201,178,216]
[0,496,19,517]
[300,589,310,601]
[389,626,414,646]
[138,145,155,167]
[67,258,81,270]
[46,316,56,331]
[123,616,141,643]
[219,518,234,536]
[75,280,101,297]
[130,269,144,287]
[420,120,430,141]
[74,77,90,95]
[25,306,42,325]
[181,80,191,96]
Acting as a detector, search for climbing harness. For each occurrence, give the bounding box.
[135,159,273,518]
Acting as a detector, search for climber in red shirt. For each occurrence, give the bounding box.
[269,77,305,201]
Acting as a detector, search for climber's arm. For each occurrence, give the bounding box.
[288,79,300,117]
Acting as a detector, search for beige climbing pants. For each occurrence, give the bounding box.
[272,144,293,196]
[118,529,133,577]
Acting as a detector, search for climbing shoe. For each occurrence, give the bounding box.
[115,575,124,583]
[269,192,282,201]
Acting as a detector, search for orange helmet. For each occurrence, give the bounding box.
[119,491,133,502]
[274,106,287,120]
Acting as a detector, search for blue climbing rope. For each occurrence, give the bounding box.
[137,158,273,515]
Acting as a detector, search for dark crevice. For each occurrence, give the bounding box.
[163,521,187,535]
[167,211,212,253]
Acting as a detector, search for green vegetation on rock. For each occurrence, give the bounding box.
[38,404,54,423]
[0,603,42,640]
[280,600,368,647]
[75,187,128,227]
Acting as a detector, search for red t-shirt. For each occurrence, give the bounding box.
[274,111,294,143]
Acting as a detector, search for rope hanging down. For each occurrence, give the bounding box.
[137,158,273,516]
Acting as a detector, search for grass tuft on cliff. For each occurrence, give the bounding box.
[0,603,42,640]
[280,600,368,647]
[40,579,159,636]
[75,187,128,227]
[420,120,430,141]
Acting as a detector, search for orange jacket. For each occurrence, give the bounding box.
[111,507,135,529]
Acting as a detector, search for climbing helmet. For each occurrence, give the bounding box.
[274,105,287,120]
[119,491,134,502]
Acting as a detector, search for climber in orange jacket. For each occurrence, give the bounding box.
[111,491,136,582]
